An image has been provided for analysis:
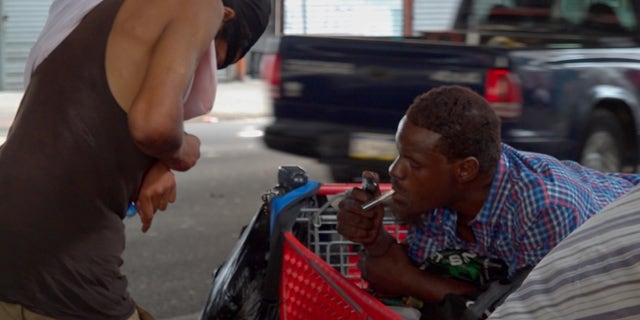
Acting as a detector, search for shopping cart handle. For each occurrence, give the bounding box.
[318,183,392,195]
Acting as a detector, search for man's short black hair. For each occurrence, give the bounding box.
[406,85,502,174]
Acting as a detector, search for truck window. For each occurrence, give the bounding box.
[562,0,637,31]
[458,0,637,43]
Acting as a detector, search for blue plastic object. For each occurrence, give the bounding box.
[269,180,320,233]
[125,202,137,218]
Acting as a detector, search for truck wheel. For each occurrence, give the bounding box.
[580,109,625,172]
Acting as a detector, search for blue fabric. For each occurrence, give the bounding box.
[269,180,321,233]
[407,143,640,276]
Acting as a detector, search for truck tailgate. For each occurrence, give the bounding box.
[275,35,505,131]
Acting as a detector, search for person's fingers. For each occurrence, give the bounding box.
[168,186,177,203]
[156,178,176,212]
[344,212,375,228]
[352,188,378,203]
[338,198,377,219]
[337,222,377,243]
[158,188,176,211]
[362,230,378,244]
[136,198,156,233]
[157,198,168,211]
[358,250,369,280]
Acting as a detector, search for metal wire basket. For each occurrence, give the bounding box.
[291,192,408,288]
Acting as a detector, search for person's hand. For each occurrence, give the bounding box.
[136,161,177,232]
[336,186,385,245]
[358,241,414,296]
[164,132,201,171]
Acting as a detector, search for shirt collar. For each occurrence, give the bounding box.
[471,144,510,226]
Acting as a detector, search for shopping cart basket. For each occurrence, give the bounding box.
[289,189,407,288]
[200,166,407,319]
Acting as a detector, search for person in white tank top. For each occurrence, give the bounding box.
[24,0,218,120]
[1,1,270,318]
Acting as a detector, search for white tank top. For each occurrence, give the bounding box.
[24,0,216,120]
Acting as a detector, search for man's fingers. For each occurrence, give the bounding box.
[153,193,175,211]
[338,198,377,219]
[141,219,152,233]
[337,223,376,243]
[162,187,177,209]
[139,211,153,233]
[339,209,379,230]
[357,251,367,278]
[168,188,177,203]
[156,197,169,211]
[137,199,156,233]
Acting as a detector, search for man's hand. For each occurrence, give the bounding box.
[336,187,386,245]
[136,161,177,232]
[358,241,414,297]
[360,243,480,303]
[164,132,201,171]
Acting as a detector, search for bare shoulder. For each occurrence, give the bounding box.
[106,0,223,111]
[114,0,223,42]
[166,0,224,42]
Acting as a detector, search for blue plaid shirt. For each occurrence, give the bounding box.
[407,143,640,276]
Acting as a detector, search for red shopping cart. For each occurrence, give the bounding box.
[200,166,531,320]
[200,166,410,320]
[278,181,407,320]
[280,232,401,320]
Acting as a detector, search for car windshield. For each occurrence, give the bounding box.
[455,0,638,47]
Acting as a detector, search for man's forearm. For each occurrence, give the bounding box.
[363,229,396,257]
[401,265,478,304]
[160,132,200,171]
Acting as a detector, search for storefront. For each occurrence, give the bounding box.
[0,0,50,90]
[280,0,460,36]
[0,0,462,89]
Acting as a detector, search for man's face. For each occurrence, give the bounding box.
[388,116,458,223]
[214,39,240,69]
[214,7,242,69]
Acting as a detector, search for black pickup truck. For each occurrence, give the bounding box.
[263,0,640,182]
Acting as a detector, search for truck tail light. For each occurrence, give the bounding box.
[485,69,522,119]
[261,53,282,99]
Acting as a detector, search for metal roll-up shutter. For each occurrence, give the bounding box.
[412,0,461,35]
[284,0,403,36]
[1,0,50,90]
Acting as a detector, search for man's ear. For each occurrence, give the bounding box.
[223,7,236,22]
[455,157,479,183]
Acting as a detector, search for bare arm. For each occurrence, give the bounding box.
[337,183,477,303]
[123,0,223,170]
[135,161,176,232]
[359,239,477,304]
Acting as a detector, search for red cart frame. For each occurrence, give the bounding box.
[278,183,406,320]
[200,167,414,320]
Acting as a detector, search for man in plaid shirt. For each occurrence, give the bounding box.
[406,142,640,278]
[337,85,640,318]
[489,184,640,320]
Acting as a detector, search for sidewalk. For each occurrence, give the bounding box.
[0,91,22,129]
[0,78,272,130]
[200,78,272,121]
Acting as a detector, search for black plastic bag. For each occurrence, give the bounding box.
[199,205,274,319]
[200,166,321,320]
